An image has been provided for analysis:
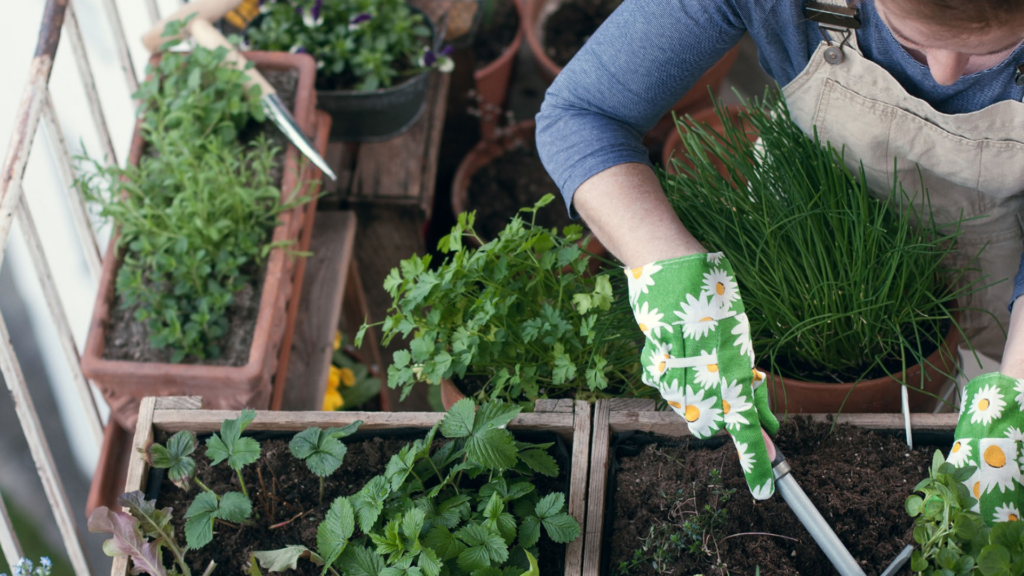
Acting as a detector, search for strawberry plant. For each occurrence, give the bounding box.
[289,422,363,503]
[77,38,310,362]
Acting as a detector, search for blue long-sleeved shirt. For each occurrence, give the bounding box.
[535,0,1024,308]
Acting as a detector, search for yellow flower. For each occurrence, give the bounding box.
[333,331,342,351]
[323,388,344,411]
[339,367,356,387]
[328,366,341,390]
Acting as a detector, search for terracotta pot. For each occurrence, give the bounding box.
[86,418,132,517]
[475,0,525,140]
[81,52,321,430]
[661,105,757,177]
[765,311,962,414]
[441,378,467,410]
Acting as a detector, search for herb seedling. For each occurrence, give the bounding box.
[358,197,643,407]
[150,430,198,490]
[288,421,363,503]
[206,408,261,500]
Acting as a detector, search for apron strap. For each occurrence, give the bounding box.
[805,1,861,65]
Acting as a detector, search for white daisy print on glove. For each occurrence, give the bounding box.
[979,438,1022,494]
[674,293,720,341]
[703,268,739,310]
[681,385,723,438]
[646,341,673,382]
[994,503,1022,523]
[626,263,661,306]
[731,313,755,366]
[969,384,1007,426]
[946,440,973,467]
[751,479,774,501]
[1015,378,1024,409]
[634,302,672,340]
[721,379,753,430]
[734,440,756,474]
[693,349,722,389]
[964,468,982,512]
[1007,427,1024,442]
[658,378,687,413]
[706,252,724,265]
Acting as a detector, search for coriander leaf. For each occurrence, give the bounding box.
[87,507,167,576]
[352,476,389,534]
[468,428,518,470]
[535,493,565,519]
[252,546,325,572]
[518,516,541,549]
[149,430,197,489]
[541,513,580,543]
[317,496,355,571]
[441,399,476,438]
[337,545,386,576]
[519,450,559,477]
[118,491,173,541]
[424,526,466,561]
[217,492,253,523]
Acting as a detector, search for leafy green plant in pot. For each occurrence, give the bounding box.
[247,0,454,141]
[660,93,981,414]
[357,196,645,409]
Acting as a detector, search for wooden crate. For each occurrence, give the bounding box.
[582,400,959,576]
[111,397,592,576]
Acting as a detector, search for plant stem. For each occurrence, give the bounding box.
[319,476,324,505]
[196,478,214,493]
[269,510,309,530]
[720,531,799,543]
[201,560,217,576]
[236,469,249,500]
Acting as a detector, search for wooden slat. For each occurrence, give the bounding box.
[605,398,656,412]
[154,396,203,410]
[152,409,576,441]
[349,71,450,216]
[565,401,591,576]
[581,400,610,576]
[0,485,24,574]
[606,411,960,437]
[535,399,575,413]
[279,211,358,410]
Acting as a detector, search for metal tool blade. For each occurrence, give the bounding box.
[879,545,914,576]
[261,93,337,181]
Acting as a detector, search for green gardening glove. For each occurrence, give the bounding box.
[947,372,1024,524]
[626,252,779,500]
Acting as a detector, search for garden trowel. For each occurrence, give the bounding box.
[766,437,914,576]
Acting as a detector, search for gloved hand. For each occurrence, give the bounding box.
[627,252,779,499]
[947,372,1024,524]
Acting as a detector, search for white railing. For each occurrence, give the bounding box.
[0,0,167,574]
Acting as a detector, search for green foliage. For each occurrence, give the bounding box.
[150,430,197,490]
[246,0,436,91]
[206,409,261,500]
[184,492,253,550]
[905,450,1024,575]
[257,400,580,576]
[289,422,363,477]
[660,93,978,384]
[360,198,643,406]
[78,42,309,362]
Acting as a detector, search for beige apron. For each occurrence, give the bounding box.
[781,6,1024,361]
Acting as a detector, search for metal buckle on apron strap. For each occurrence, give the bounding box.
[805,1,861,66]
[1015,63,1024,87]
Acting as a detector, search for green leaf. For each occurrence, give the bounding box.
[371,516,406,563]
[418,548,442,576]
[217,492,253,522]
[252,546,325,572]
[289,426,358,478]
[317,496,355,571]
[441,399,476,438]
[518,516,541,549]
[535,493,565,519]
[206,409,261,471]
[337,545,386,576]
[475,402,520,432]
[519,551,540,576]
[424,525,466,561]
[149,430,197,489]
[468,428,518,470]
[978,545,1012,576]
[541,513,580,544]
[118,491,173,541]
[184,492,219,550]
[519,450,559,477]
[404,507,426,548]
[456,524,509,571]
[458,545,492,572]
[352,476,390,534]
[906,495,923,517]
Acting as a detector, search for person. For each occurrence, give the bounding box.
[536,0,1024,523]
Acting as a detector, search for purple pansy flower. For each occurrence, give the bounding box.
[289,44,308,54]
[300,0,324,28]
[348,12,372,31]
[420,44,455,72]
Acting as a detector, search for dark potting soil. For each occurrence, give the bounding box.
[606,418,938,576]
[473,0,520,69]
[102,69,300,367]
[467,145,576,241]
[153,430,571,576]
[543,0,622,67]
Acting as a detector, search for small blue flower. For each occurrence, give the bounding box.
[39,559,50,569]
[348,13,372,31]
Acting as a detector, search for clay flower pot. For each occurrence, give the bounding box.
[475,0,525,140]
[765,311,962,414]
[81,52,322,430]
[440,378,467,410]
[662,105,758,177]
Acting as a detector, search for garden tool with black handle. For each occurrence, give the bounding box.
[141,6,337,181]
[765,435,914,576]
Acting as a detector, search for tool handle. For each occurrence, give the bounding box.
[142,0,244,53]
[189,19,277,98]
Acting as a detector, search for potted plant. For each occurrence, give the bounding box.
[660,95,976,414]
[247,0,454,141]
[91,397,589,576]
[78,44,323,429]
[662,105,756,177]
[358,199,643,409]
[471,0,524,139]
[322,331,383,411]
[584,400,958,576]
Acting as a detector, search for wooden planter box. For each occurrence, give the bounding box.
[581,399,958,575]
[82,52,322,430]
[110,397,593,576]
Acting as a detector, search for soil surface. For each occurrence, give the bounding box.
[473,0,520,69]
[102,68,299,366]
[543,0,622,67]
[155,431,570,576]
[467,145,575,240]
[607,418,938,576]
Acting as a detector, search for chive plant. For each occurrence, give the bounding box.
[661,93,981,387]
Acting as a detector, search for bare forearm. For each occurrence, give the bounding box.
[1001,298,1024,378]
[573,163,704,268]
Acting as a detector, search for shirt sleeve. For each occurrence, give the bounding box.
[535,0,747,212]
